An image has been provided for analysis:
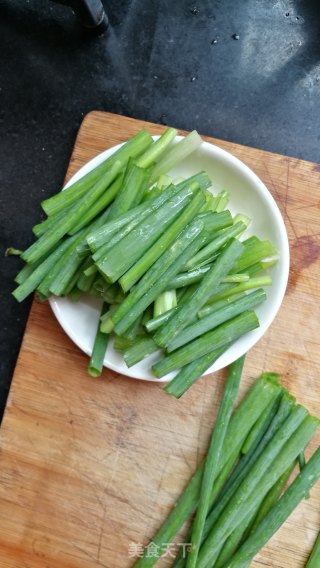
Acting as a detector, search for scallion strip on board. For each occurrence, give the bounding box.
[186,356,245,568]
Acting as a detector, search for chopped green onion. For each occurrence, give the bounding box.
[88,302,109,377]
[150,131,203,183]
[186,356,245,568]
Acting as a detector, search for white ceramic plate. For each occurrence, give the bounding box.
[50,136,289,382]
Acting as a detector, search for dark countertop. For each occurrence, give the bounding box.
[1,0,319,422]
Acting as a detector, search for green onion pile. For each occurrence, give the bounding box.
[133,359,320,567]
[12,127,278,391]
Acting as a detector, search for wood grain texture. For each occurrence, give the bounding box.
[0,111,320,568]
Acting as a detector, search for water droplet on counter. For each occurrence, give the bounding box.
[190,76,197,82]
[211,38,218,45]
[190,7,199,15]
[232,34,240,40]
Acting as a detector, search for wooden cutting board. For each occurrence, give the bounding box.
[1,111,320,568]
